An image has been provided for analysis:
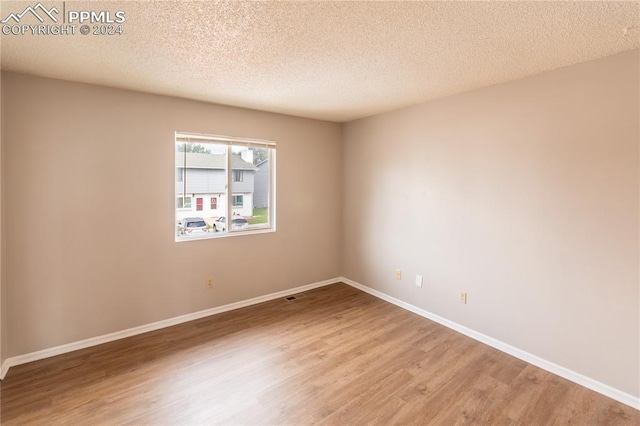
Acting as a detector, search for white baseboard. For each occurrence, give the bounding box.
[0,277,341,380]
[339,277,640,411]
[3,276,638,411]
[0,359,10,380]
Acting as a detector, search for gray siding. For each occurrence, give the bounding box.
[176,168,254,194]
[176,168,225,194]
[254,161,269,208]
[231,169,255,193]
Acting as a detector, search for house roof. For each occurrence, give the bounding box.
[175,153,257,170]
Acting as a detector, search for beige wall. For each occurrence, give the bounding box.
[2,73,342,357]
[342,50,639,397]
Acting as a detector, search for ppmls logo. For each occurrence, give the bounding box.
[1,2,59,24]
[1,2,126,36]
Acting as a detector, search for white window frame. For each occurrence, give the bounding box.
[177,195,192,210]
[175,131,276,240]
[232,195,244,207]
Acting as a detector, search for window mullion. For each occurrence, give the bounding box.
[227,145,233,233]
[269,149,275,230]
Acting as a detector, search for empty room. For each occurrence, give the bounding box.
[0,1,639,424]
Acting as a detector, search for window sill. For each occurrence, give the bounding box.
[175,226,274,242]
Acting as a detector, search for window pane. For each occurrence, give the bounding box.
[176,141,227,238]
[177,196,192,209]
[229,146,271,230]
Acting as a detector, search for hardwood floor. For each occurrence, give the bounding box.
[1,283,638,425]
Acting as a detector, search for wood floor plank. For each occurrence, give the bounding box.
[1,283,638,425]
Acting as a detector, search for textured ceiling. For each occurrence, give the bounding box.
[1,1,639,122]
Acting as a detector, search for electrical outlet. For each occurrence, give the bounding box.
[415,275,423,288]
[207,278,214,289]
[458,292,467,304]
[395,270,402,280]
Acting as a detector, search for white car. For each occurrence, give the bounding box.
[212,216,249,232]
[178,217,209,235]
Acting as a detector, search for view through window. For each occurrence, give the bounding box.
[175,132,275,240]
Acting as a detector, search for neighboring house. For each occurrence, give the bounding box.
[176,151,257,219]
[253,159,269,208]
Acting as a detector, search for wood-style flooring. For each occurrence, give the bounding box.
[1,283,638,425]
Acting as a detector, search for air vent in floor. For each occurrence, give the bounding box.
[284,293,307,301]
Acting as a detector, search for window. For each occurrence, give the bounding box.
[175,132,276,241]
[177,196,192,209]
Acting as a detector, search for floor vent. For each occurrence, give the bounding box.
[284,293,306,301]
